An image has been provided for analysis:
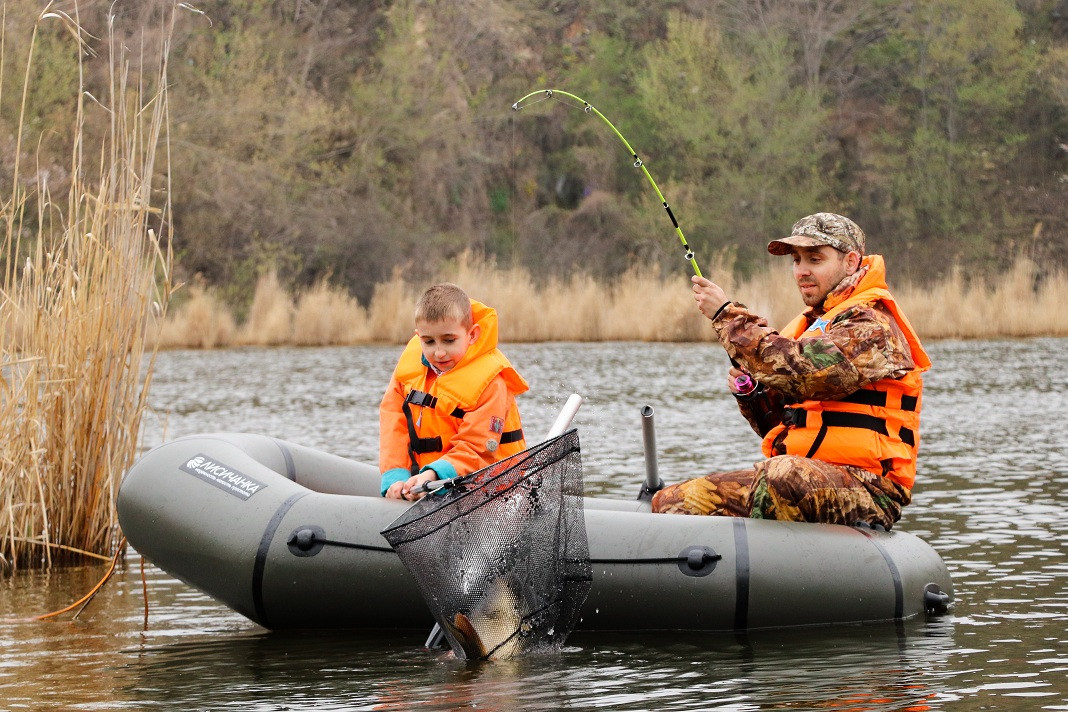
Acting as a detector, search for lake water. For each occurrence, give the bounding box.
[1,338,1067,710]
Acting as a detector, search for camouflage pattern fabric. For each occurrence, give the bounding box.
[650,469,754,518]
[650,456,911,529]
[714,298,916,409]
[652,275,918,528]
[749,455,911,529]
[768,212,867,256]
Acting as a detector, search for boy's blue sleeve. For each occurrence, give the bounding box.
[420,460,458,482]
[380,467,410,497]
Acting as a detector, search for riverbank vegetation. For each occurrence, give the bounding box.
[0,7,173,571]
[155,252,1068,348]
[2,1,1066,325]
[0,2,1066,571]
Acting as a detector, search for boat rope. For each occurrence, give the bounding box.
[288,526,720,574]
[511,88,703,277]
[287,528,395,554]
[592,545,721,578]
[590,554,720,566]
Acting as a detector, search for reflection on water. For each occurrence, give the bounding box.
[1,338,1067,710]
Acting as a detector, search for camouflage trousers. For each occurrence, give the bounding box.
[650,455,912,530]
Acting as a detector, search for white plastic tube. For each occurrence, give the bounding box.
[544,393,584,439]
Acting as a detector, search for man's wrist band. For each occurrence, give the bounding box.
[711,301,732,321]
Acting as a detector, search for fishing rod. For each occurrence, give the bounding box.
[513,91,756,398]
[511,89,702,278]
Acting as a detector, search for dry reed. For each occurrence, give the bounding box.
[0,8,174,570]
[156,252,1068,348]
[155,279,233,349]
[292,279,371,346]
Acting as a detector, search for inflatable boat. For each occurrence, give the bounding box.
[117,432,952,632]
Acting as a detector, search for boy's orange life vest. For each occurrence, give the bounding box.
[388,300,528,475]
[760,255,931,489]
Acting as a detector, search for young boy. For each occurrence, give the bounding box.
[380,283,529,500]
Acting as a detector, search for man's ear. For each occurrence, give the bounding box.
[468,323,481,344]
[845,251,862,274]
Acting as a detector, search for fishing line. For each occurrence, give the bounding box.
[512,89,702,277]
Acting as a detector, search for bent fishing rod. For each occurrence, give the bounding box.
[511,89,702,278]
[513,89,758,393]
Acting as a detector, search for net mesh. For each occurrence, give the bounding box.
[381,429,591,660]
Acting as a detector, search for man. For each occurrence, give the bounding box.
[652,213,931,530]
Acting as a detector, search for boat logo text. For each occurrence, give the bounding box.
[180,454,267,500]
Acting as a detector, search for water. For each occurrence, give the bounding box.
[2,338,1067,710]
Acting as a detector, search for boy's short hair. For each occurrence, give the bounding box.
[415,283,473,327]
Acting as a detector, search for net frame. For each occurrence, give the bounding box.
[382,429,591,660]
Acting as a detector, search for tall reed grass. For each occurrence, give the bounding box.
[155,252,1068,348]
[0,8,174,570]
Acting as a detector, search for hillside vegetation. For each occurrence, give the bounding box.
[2,1,1066,314]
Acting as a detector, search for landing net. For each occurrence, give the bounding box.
[381,429,591,660]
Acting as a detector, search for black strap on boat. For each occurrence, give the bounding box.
[732,518,751,631]
[856,528,904,620]
[270,437,297,480]
[253,492,308,627]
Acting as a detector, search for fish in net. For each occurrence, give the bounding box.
[381,429,591,660]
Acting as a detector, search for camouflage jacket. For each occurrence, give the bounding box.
[712,299,916,439]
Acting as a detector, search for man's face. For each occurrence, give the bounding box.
[415,316,479,372]
[791,245,859,307]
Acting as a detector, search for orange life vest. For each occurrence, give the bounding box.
[760,255,931,489]
[393,300,528,474]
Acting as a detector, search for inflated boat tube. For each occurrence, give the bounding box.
[117,433,952,631]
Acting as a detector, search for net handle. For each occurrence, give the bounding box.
[545,393,584,439]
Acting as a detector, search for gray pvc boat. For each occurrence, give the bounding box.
[116,432,953,632]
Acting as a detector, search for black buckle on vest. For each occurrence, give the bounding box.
[782,407,806,427]
[405,390,437,408]
[404,389,466,419]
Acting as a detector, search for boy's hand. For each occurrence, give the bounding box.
[400,472,439,501]
[384,480,407,500]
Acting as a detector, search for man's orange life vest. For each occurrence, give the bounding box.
[760,255,931,489]
[390,300,528,475]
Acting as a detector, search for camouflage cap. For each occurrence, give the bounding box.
[767,213,866,256]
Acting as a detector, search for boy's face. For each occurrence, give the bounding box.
[415,316,480,373]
